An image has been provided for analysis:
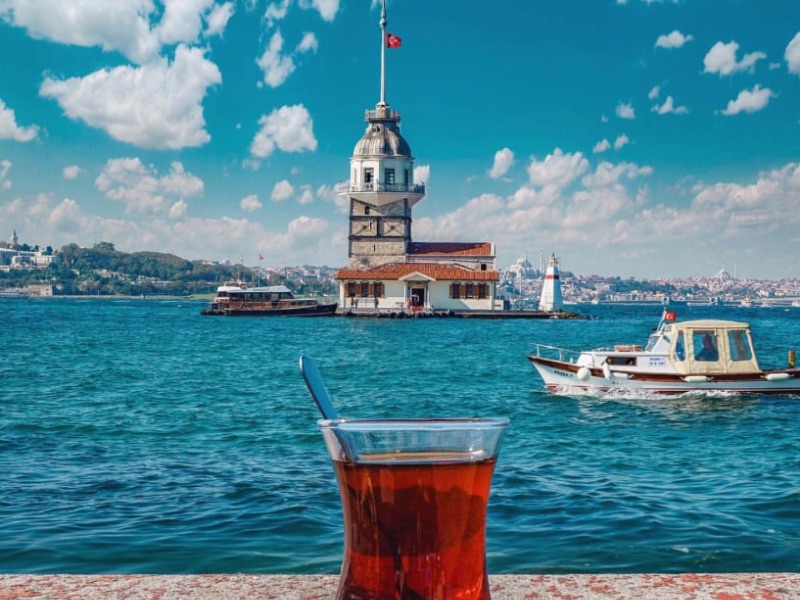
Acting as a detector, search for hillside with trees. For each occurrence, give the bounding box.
[0,242,337,297]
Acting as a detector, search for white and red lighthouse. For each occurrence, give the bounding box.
[538,253,563,312]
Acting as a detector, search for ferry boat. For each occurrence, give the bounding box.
[201,282,337,317]
[527,311,800,396]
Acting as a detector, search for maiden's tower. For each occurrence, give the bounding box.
[335,2,501,313]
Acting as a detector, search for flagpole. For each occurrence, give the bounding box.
[380,0,387,106]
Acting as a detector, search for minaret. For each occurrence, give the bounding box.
[336,0,425,269]
[10,228,18,249]
[539,253,564,312]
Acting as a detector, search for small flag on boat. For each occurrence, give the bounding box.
[664,311,676,322]
[386,33,401,48]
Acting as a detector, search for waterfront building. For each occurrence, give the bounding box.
[0,228,55,271]
[334,1,501,313]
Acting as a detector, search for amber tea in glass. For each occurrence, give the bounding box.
[319,418,508,600]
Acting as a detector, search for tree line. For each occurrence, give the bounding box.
[0,242,337,297]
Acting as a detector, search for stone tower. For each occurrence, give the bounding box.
[336,0,425,269]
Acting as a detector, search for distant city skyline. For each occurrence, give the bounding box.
[0,1,798,279]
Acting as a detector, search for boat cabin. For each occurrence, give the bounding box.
[662,320,760,375]
[214,284,296,303]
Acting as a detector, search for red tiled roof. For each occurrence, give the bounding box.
[336,262,500,281]
[407,242,494,257]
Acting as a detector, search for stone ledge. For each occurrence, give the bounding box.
[1,573,798,599]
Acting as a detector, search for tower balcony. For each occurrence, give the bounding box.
[336,181,426,208]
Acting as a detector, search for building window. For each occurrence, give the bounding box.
[385,168,395,185]
[373,282,384,297]
[347,282,357,297]
[364,168,374,184]
[450,283,461,299]
[465,283,475,298]
[404,169,409,185]
[364,206,370,215]
[481,263,487,271]
[478,283,487,299]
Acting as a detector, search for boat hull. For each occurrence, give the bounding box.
[201,302,338,317]
[527,356,800,396]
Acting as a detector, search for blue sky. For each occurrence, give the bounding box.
[0,0,798,279]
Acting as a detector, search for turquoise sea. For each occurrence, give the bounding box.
[2,298,799,575]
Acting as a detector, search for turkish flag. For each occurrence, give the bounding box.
[385,33,401,48]
[664,311,676,322]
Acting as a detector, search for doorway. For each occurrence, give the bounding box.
[410,286,425,307]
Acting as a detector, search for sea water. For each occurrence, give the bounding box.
[1,299,798,574]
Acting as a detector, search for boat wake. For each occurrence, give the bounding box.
[550,384,748,402]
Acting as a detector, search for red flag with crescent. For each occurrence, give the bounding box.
[385,33,401,48]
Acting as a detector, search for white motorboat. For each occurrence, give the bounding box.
[527,311,800,396]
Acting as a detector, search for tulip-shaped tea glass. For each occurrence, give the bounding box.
[319,418,508,600]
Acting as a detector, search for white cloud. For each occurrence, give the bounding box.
[0,159,12,190]
[297,185,314,205]
[256,29,318,87]
[582,161,652,188]
[250,104,318,158]
[0,191,344,265]
[169,199,188,219]
[271,179,294,201]
[489,147,514,179]
[157,0,214,46]
[648,86,660,100]
[0,0,235,64]
[655,30,693,49]
[614,134,630,150]
[265,0,291,27]
[786,32,800,76]
[299,0,340,21]
[651,96,689,115]
[95,158,204,214]
[0,99,40,142]
[297,32,319,53]
[593,139,611,154]
[527,149,589,189]
[703,41,767,76]
[412,154,800,276]
[0,0,160,63]
[40,45,221,149]
[414,164,430,184]
[257,30,296,87]
[616,102,635,120]
[720,85,775,116]
[240,194,263,211]
[205,2,234,36]
[63,165,82,180]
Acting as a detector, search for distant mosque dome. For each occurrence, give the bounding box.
[716,265,731,280]
[353,112,412,157]
[505,253,538,280]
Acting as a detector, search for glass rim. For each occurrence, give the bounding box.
[318,417,509,431]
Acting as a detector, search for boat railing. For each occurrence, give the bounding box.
[530,343,582,364]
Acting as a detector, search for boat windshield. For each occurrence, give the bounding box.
[644,333,667,352]
[728,329,754,361]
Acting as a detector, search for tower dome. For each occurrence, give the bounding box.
[353,108,412,157]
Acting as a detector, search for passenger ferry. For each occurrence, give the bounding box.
[201,282,337,317]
